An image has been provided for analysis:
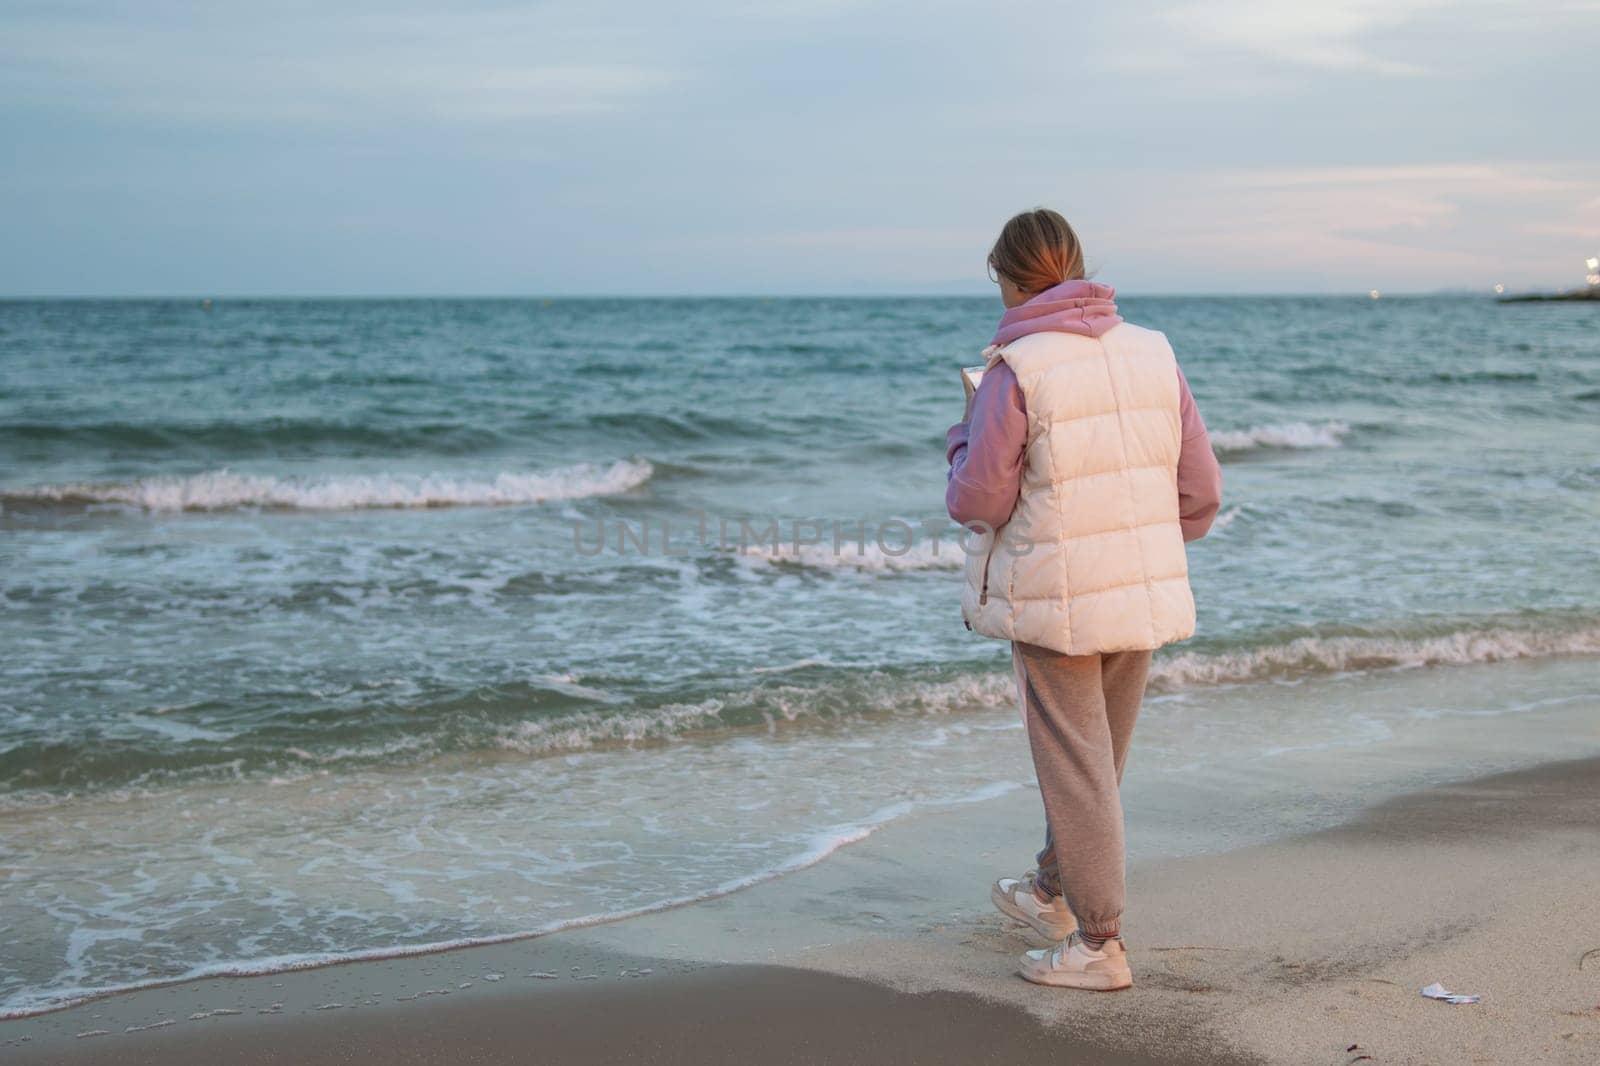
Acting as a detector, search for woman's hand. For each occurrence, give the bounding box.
[964,346,1000,422]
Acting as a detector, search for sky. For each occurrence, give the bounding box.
[3,1,1599,296]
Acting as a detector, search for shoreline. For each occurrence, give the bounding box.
[8,752,1599,1064]
[3,962,1186,1066]
[0,779,1028,1025]
[7,651,1597,1025]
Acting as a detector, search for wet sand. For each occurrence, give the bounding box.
[3,962,1178,1066]
[7,755,1598,1065]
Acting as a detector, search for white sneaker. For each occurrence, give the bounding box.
[1019,932,1133,990]
[990,871,1076,941]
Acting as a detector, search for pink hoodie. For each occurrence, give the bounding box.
[946,281,1222,540]
[990,279,1123,346]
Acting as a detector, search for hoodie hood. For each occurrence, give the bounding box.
[990,280,1122,347]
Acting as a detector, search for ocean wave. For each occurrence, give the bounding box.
[0,418,505,456]
[1209,504,1243,532]
[560,411,774,444]
[486,621,1600,758]
[750,658,834,674]
[0,669,1021,807]
[490,671,1022,757]
[1427,370,1539,385]
[1210,420,1350,454]
[3,622,1593,806]
[731,539,967,573]
[0,460,653,513]
[1150,623,1600,691]
[0,780,1024,1020]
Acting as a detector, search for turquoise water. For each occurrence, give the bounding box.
[2,295,1598,1015]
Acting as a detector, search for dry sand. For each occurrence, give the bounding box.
[6,757,1598,1065]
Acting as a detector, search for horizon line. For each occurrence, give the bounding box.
[0,289,1504,302]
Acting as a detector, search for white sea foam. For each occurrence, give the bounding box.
[434,624,1600,759]
[486,671,1021,757]
[0,778,1024,1019]
[2,624,1587,809]
[4,460,653,513]
[733,539,967,573]
[533,673,628,705]
[1150,624,1600,691]
[1210,504,1243,532]
[750,658,833,674]
[121,714,235,744]
[491,697,731,754]
[1210,420,1351,454]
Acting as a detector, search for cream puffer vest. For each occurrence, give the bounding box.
[960,322,1196,656]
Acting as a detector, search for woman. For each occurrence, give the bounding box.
[946,208,1222,990]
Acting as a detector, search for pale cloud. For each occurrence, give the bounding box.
[1098,161,1600,290]
[0,9,680,122]
[689,226,1001,290]
[1519,224,1600,240]
[692,162,1600,292]
[363,64,679,120]
[1099,0,1596,90]
[1162,0,1447,74]
[1091,0,1446,82]
[757,226,995,253]
[1226,164,1583,195]
[1517,194,1600,242]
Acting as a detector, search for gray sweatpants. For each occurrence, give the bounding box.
[1012,640,1152,940]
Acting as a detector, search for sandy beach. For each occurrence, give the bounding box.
[8,743,1598,1065]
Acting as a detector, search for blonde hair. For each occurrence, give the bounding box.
[987,208,1085,294]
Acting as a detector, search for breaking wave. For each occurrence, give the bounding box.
[1211,420,1351,454]
[0,460,654,513]
[731,538,967,573]
[4,618,1594,805]
[1150,622,1600,691]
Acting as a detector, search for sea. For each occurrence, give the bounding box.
[2,294,1598,1017]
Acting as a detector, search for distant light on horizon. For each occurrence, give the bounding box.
[1493,283,1506,294]
[1369,289,1381,300]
